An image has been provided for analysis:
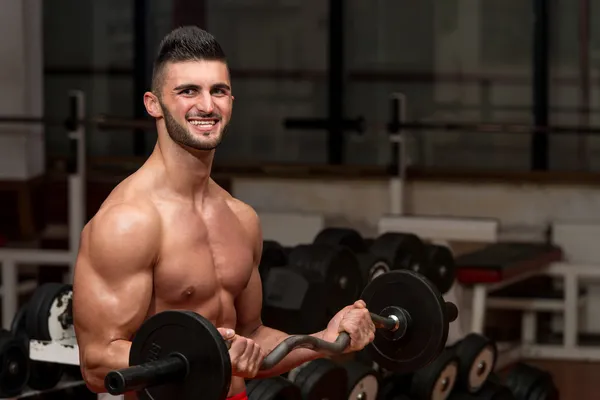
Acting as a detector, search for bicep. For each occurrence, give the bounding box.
[73,205,158,347]
[234,266,264,336]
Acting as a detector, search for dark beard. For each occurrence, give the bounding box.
[160,100,226,151]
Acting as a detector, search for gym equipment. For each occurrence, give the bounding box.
[451,334,497,393]
[25,283,74,341]
[288,244,364,318]
[505,363,558,400]
[423,244,456,294]
[409,347,458,400]
[247,376,302,400]
[454,243,563,284]
[11,303,66,391]
[313,227,368,254]
[369,232,426,274]
[260,240,289,281]
[104,270,458,399]
[313,227,390,287]
[373,347,457,400]
[448,380,516,399]
[261,266,329,334]
[355,253,391,287]
[0,329,29,397]
[290,358,347,400]
[361,271,457,372]
[376,373,410,399]
[341,360,380,400]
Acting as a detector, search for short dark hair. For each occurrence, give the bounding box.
[151,26,227,95]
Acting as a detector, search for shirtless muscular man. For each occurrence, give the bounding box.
[72,26,376,400]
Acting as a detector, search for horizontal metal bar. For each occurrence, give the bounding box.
[0,249,75,264]
[283,117,365,132]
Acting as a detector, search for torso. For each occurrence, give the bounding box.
[108,167,256,399]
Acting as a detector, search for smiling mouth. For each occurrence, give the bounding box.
[188,119,219,132]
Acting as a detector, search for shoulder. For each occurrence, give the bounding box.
[210,181,262,251]
[83,200,162,262]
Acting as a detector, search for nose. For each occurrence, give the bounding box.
[195,92,214,114]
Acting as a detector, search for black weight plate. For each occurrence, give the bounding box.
[292,358,347,400]
[342,360,380,400]
[261,241,289,278]
[356,253,390,287]
[369,233,426,273]
[411,347,458,400]
[0,330,29,397]
[377,373,412,399]
[453,333,497,393]
[529,381,559,400]
[28,360,65,391]
[130,310,231,400]
[448,380,517,400]
[313,227,367,253]
[505,363,554,400]
[247,376,302,400]
[423,244,456,295]
[10,302,65,390]
[26,283,73,341]
[10,304,28,337]
[361,270,449,374]
[288,244,364,318]
[261,266,329,334]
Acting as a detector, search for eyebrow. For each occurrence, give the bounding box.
[173,83,231,92]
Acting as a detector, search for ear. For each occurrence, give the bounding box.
[144,92,163,118]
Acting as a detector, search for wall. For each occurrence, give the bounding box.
[0,0,44,180]
[232,176,600,333]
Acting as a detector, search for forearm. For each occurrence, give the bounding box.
[81,339,132,393]
[247,325,327,378]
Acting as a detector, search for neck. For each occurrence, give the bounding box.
[151,128,215,199]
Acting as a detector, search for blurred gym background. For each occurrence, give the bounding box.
[1,0,599,399]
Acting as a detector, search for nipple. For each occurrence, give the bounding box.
[182,286,195,297]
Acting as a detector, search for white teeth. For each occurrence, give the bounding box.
[189,120,216,126]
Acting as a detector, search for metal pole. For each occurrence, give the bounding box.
[578,0,590,170]
[67,91,86,283]
[133,0,148,156]
[531,0,550,170]
[328,0,345,164]
[388,93,407,215]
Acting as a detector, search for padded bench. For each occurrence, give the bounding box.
[454,242,565,336]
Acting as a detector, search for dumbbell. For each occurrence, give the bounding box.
[104,270,458,400]
[448,378,516,399]
[376,347,459,400]
[312,228,391,288]
[286,358,348,400]
[247,376,302,400]
[313,227,456,295]
[10,283,74,392]
[449,333,498,394]
[505,363,558,400]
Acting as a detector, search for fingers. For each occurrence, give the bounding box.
[228,335,264,378]
[353,300,367,309]
[217,327,236,340]
[339,307,377,352]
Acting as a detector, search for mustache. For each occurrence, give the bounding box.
[186,112,222,120]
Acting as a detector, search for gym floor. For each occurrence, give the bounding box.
[502,359,599,399]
